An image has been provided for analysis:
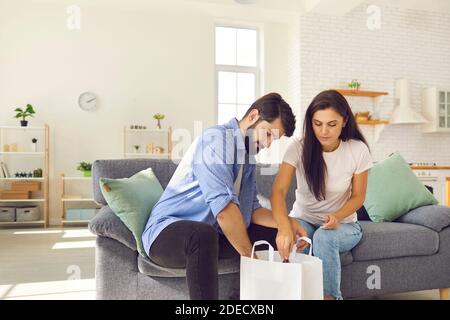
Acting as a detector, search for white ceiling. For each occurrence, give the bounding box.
[18,0,450,15]
[182,0,450,14]
[182,0,303,12]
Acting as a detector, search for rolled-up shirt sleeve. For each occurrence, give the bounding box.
[192,138,240,217]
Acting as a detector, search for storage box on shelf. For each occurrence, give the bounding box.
[11,181,41,191]
[16,206,40,222]
[65,208,99,221]
[0,207,15,222]
[0,190,30,199]
[0,206,40,223]
[60,174,101,226]
[0,125,49,227]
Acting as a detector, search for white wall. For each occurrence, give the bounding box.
[0,0,297,225]
[298,0,450,163]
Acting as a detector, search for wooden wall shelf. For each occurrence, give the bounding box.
[356,120,389,125]
[336,89,389,97]
[334,88,389,142]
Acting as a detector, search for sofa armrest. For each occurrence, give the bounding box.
[89,206,137,251]
[395,205,450,232]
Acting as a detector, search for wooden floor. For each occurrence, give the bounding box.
[0,227,95,300]
[0,227,441,300]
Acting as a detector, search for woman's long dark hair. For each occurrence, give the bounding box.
[302,90,369,201]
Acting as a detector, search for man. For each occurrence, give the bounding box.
[142,92,305,300]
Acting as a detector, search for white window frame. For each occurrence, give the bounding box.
[214,23,262,124]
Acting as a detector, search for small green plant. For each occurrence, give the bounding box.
[153,113,165,120]
[32,138,37,143]
[14,104,36,126]
[348,79,361,90]
[77,161,92,172]
[153,113,165,129]
[77,161,92,177]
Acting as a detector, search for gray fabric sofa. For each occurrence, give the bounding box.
[88,159,450,300]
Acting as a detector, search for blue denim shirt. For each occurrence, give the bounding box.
[142,118,261,255]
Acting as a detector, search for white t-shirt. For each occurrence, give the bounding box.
[283,138,373,225]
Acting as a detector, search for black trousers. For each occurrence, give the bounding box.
[149,220,277,300]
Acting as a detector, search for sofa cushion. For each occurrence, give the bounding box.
[100,168,163,257]
[340,251,353,267]
[395,205,450,232]
[352,221,439,261]
[363,153,438,222]
[138,255,240,278]
[93,159,178,205]
[89,206,137,251]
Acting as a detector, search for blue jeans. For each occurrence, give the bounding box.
[295,218,363,300]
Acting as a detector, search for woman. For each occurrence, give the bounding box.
[271,90,373,300]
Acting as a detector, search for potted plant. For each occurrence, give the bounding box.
[31,138,38,152]
[77,161,92,177]
[348,79,361,91]
[153,113,165,130]
[14,104,36,127]
[133,145,140,153]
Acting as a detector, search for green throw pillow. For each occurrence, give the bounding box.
[364,153,438,222]
[99,168,163,256]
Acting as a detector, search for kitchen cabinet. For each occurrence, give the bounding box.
[422,88,450,133]
[411,167,450,205]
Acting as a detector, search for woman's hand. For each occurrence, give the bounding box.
[290,218,309,252]
[276,226,295,261]
[320,214,340,230]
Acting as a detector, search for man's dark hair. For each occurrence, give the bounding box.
[241,92,296,137]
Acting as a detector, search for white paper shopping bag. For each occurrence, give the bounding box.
[240,237,323,300]
[288,238,323,300]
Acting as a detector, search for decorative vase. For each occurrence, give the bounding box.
[156,119,161,130]
[31,143,37,152]
[20,120,28,127]
[33,168,43,177]
[83,170,92,177]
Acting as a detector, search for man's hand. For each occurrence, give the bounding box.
[217,202,253,257]
[320,214,340,230]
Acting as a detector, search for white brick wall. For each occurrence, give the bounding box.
[298,0,450,164]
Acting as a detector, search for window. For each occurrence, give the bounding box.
[215,26,260,124]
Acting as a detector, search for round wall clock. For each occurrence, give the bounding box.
[78,92,97,111]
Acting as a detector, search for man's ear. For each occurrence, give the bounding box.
[247,109,260,125]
